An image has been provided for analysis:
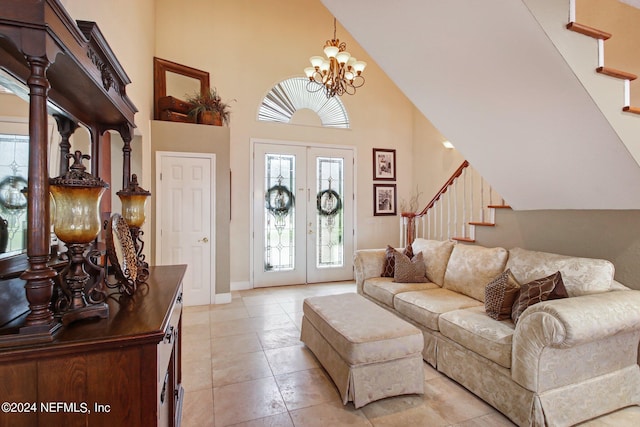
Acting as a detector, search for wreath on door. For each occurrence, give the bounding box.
[316,189,342,217]
[0,176,28,210]
[265,184,294,217]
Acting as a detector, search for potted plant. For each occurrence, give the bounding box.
[186,87,233,126]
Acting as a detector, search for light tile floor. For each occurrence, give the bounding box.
[180,282,640,427]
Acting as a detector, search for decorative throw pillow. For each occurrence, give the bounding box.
[484,269,521,320]
[393,251,428,283]
[381,245,414,277]
[511,271,567,324]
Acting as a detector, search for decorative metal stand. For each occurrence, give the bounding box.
[55,244,108,324]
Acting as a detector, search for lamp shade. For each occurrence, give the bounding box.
[49,151,108,244]
[353,61,367,74]
[324,45,339,58]
[116,174,151,228]
[335,51,351,65]
[310,56,324,68]
[50,185,106,243]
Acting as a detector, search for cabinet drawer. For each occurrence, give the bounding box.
[158,286,183,383]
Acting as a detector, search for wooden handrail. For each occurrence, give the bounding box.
[418,160,469,216]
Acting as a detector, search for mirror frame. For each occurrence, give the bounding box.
[153,57,210,120]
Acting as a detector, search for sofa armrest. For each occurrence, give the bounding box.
[512,290,640,391]
[353,249,386,294]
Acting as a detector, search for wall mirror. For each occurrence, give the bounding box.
[0,71,29,258]
[0,69,94,261]
[153,57,210,120]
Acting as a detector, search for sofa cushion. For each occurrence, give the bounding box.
[394,288,483,331]
[381,245,413,277]
[511,271,568,324]
[394,251,428,283]
[485,269,521,320]
[439,306,515,369]
[411,238,455,286]
[443,244,509,302]
[506,247,614,297]
[363,277,438,307]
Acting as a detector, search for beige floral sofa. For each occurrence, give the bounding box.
[354,238,640,427]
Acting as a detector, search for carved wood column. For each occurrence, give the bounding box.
[19,56,59,335]
[89,125,101,177]
[54,114,79,175]
[118,124,133,189]
[120,124,133,189]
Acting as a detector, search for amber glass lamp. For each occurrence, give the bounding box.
[49,151,109,325]
[116,173,151,282]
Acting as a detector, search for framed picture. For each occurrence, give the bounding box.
[373,184,397,216]
[372,148,396,180]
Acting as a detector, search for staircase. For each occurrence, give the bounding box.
[565,0,640,115]
[400,161,509,247]
[323,0,640,210]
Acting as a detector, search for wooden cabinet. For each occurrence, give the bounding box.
[0,265,186,427]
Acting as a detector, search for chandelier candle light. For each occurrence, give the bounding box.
[304,18,367,98]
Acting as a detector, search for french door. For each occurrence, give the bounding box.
[252,142,354,287]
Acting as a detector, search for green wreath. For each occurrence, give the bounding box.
[316,189,342,217]
[0,176,28,210]
[265,184,294,217]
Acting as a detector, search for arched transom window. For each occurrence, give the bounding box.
[258,77,350,128]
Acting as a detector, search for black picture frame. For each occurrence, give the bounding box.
[373,148,396,181]
[373,184,397,216]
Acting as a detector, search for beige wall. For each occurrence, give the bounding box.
[577,0,640,103]
[150,120,231,296]
[475,209,640,290]
[411,109,466,209]
[154,0,447,286]
[61,0,155,199]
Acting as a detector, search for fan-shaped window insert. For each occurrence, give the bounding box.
[258,77,350,128]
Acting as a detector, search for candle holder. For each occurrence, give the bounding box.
[49,151,109,325]
[116,174,151,283]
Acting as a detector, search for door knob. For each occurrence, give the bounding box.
[199,237,209,243]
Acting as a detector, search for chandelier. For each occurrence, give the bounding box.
[304,18,367,98]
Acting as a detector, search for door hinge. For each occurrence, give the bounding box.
[160,172,162,181]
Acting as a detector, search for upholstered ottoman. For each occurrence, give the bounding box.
[300,293,424,408]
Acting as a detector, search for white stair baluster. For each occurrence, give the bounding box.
[598,39,604,68]
[624,80,631,107]
[569,0,576,22]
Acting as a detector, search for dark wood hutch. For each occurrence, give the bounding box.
[0,1,185,426]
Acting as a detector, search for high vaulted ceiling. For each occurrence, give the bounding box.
[322,0,640,209]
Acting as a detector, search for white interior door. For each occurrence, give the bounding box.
[252,142,354,287]
[157,152,215,306]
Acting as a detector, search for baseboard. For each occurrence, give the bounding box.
[230,281,252,291]
[214,292,232,304]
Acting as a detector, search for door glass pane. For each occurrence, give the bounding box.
[316,157,343,268]
[264,154,296,272]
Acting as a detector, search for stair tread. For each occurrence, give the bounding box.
[623,106,640,114]
[566,22,611,40]
[487,205,511,209]
[452,237,475,243]
[469,222,495,226]
[596,67,638,81]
